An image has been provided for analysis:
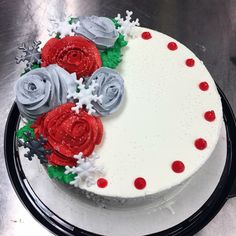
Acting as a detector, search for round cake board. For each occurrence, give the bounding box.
[18,123,227,236]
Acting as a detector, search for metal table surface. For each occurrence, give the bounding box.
[0,0,236,235]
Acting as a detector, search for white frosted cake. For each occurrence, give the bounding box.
[15,11,222,207]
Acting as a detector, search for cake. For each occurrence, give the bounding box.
[15,11,223,207]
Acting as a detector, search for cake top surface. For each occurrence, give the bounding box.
[79,27,222,197]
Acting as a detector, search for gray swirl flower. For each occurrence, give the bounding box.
[74,16,119,49]
[16,64,77,120]
[86,67,124,116]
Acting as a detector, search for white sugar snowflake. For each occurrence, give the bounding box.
[65,152,104,187]
[67,78,103,115]
[15,41,42,71]
[48,16,76,38]
[74,20,80,30]
[115,10,140,38]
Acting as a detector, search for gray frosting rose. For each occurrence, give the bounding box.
[86,67,124,116]
[16,64,77,120]
[74,16,118,49]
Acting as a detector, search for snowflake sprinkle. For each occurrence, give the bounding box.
[48,16,76,38]
[15,40,41,71]
[65,152,104,187]
[18,132,51,164]
[115,10,140,38]
[67,77,103,115]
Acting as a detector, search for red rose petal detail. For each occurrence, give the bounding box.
[194,138,207,150]
[97,178,108,188]
[48,152,77,167]
[167,42,178,51]
[199,82,209,91]
[141,32,152,40]
[41,36,101,78]
[185,58,195,67]
[204,110,216,122]
[32,103,103,167]
[95,117,103,144]
[134,177,146,190]
[41,38,59,67]
[172,161,185,173]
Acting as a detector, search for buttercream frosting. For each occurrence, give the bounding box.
[74,16,119,50]
[16,64,77,120]
[86,67,124,116]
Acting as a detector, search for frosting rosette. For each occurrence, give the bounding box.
[16,64,77,121]
[86,67,124,116]
[41,36,102,78]
[32,102,103,167]
[74,16,119,50]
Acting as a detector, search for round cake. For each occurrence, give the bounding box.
[15,11,222,206]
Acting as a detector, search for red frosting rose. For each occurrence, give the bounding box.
[41,36,102,78]
[32,102,103,167]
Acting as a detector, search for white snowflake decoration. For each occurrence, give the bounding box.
[115,10,140,38]
[15,41,42,71]
[74,20,81,30]
[48,16,76,38]
[67,78,103,115]
[65,152,104,187]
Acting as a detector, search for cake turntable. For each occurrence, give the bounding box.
[4,85,236,236]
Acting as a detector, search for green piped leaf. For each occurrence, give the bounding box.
[47,165,76,184]
[100,33,128,69]
[20,63,41,76]
[55,32,61,39]
[31,63,40,70]
[112,18,121,29]
[16,121,35,141]
[68,17,75,25]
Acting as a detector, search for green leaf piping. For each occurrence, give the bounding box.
[47,165,76,184]
[100,33,128,69]
[112,18,121,29]
[16,121,35,141]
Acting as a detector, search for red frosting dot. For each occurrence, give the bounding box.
[204,110,216,122]
[185,58,195,67]
[97,178,108,188]
[194,138,207,150]
[134,177,146,190]
[172,161,185,173]
[199,82,209,91]
[141,31,152,40]
[167,42,178,50]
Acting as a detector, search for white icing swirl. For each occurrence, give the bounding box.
[74,16,119,49]
[16,64,77,120]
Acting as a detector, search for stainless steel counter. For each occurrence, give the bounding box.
[1,0,236,235]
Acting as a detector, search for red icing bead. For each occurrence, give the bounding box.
[134,177,146,190]
[167,42,178,50]
[97,178,108,188]
[204,110,216,122]
[172,161,185,173]
[199,82,209,91]
[141,32,152,40]
[185,58,195,67]
[194,138,207,150]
